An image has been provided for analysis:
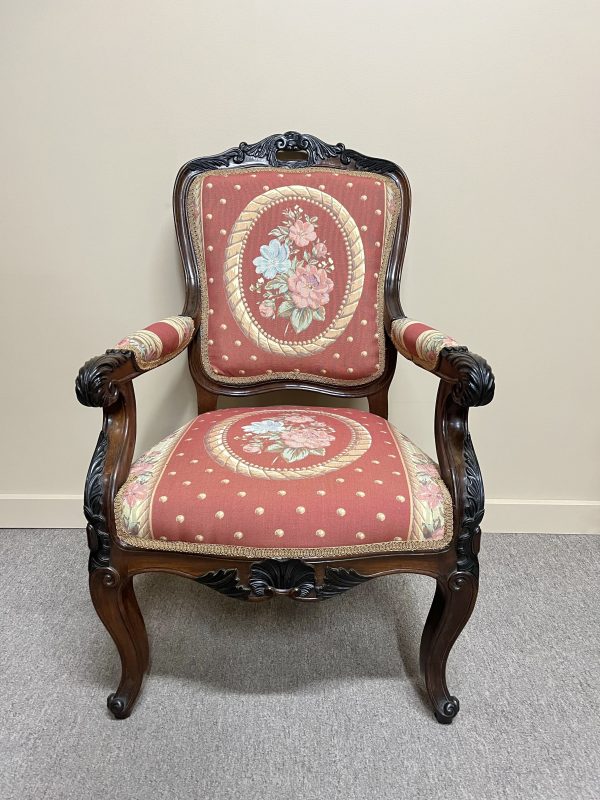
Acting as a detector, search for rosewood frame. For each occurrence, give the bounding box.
[75,131,494,723]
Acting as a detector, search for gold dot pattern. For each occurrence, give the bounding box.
[187,168,401,387]
[114,406,453,558]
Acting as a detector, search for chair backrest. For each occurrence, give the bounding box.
[173,132,411,413]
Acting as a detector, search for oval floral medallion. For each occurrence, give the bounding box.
[205,410,372,480]
[223,186,365,356]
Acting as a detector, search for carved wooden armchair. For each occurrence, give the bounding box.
[76,132,494,723]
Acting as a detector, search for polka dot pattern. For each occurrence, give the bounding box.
[115,406,452,557]
[187,169,401,385]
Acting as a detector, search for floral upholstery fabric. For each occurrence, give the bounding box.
[115,406,453,558]
[114,316,195,370]
[391,318,458,371]
[187,169,401,385]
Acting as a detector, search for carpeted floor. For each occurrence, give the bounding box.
[0,531,598,800]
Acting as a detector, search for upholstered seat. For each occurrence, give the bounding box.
[115,406,452,557]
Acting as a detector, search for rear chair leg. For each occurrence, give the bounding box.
[89,568,148,718]
[419,571,478,723]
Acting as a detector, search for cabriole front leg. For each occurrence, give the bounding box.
[419,570,478,723]
[89,567,148,718]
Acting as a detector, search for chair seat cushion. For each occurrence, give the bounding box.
[115,406,453,558]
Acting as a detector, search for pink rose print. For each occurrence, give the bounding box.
[250,205,335,334]
[289,219,317,246]
[288,264,334,310]
[243,443,262,453]
[418,481,445,509]
[281,427,336,450]
[419,462,441,478]
[122,482,148,508]
[258,301,275,318]
[239,413,336,464]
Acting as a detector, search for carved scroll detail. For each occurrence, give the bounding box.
[186,130,399,173]
[441,348,495,408]
[196,560,373,601]
[76,352,132,408]
[249,559,316,599]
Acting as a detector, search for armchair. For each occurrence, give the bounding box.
[75,131,494,723]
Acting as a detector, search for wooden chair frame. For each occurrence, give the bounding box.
[76,131,495,722]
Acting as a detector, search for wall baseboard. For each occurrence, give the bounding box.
[0,495,598,534]
[0,495,86,529]
[484,499,600,534]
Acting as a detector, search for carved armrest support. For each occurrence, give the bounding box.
[76,315,196,408]
[75,316,195,568]
[390,317,495,407]
[390,318,495,578]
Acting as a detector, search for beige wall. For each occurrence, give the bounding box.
[1,0,599,532]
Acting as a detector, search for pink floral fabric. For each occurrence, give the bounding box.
[114,406,453,557]
[187,169,401,384]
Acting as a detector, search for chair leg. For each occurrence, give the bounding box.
[121,577,150,672]
[89,567,148,719]
[419,572,478,724]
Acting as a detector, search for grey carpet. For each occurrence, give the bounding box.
[0,531,598,800]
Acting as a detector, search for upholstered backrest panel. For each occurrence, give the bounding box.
[187,168,401,385]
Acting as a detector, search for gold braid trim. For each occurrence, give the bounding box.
[115,531,452,559]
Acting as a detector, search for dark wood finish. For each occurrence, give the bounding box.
[75,131,495,723]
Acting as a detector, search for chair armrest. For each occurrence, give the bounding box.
[112,315,195,370]
[76,315,195,408]
[390,317,494,407]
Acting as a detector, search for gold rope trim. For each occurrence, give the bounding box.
[204,409,371,480]
[187,167,401,387]
[223,186,364,356]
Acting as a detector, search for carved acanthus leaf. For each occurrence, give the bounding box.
[186,131,399,173]
[440,348,495,408]
[318,567,373,599]
[195,560,373,601]
[196,569,250,599]
[76,352,133,408]
[84,431,111,571]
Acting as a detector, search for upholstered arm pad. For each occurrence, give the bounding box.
[112,316,195,370]
[391,317,495,407]
[390,318,460,371]
[76,315,195,408]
